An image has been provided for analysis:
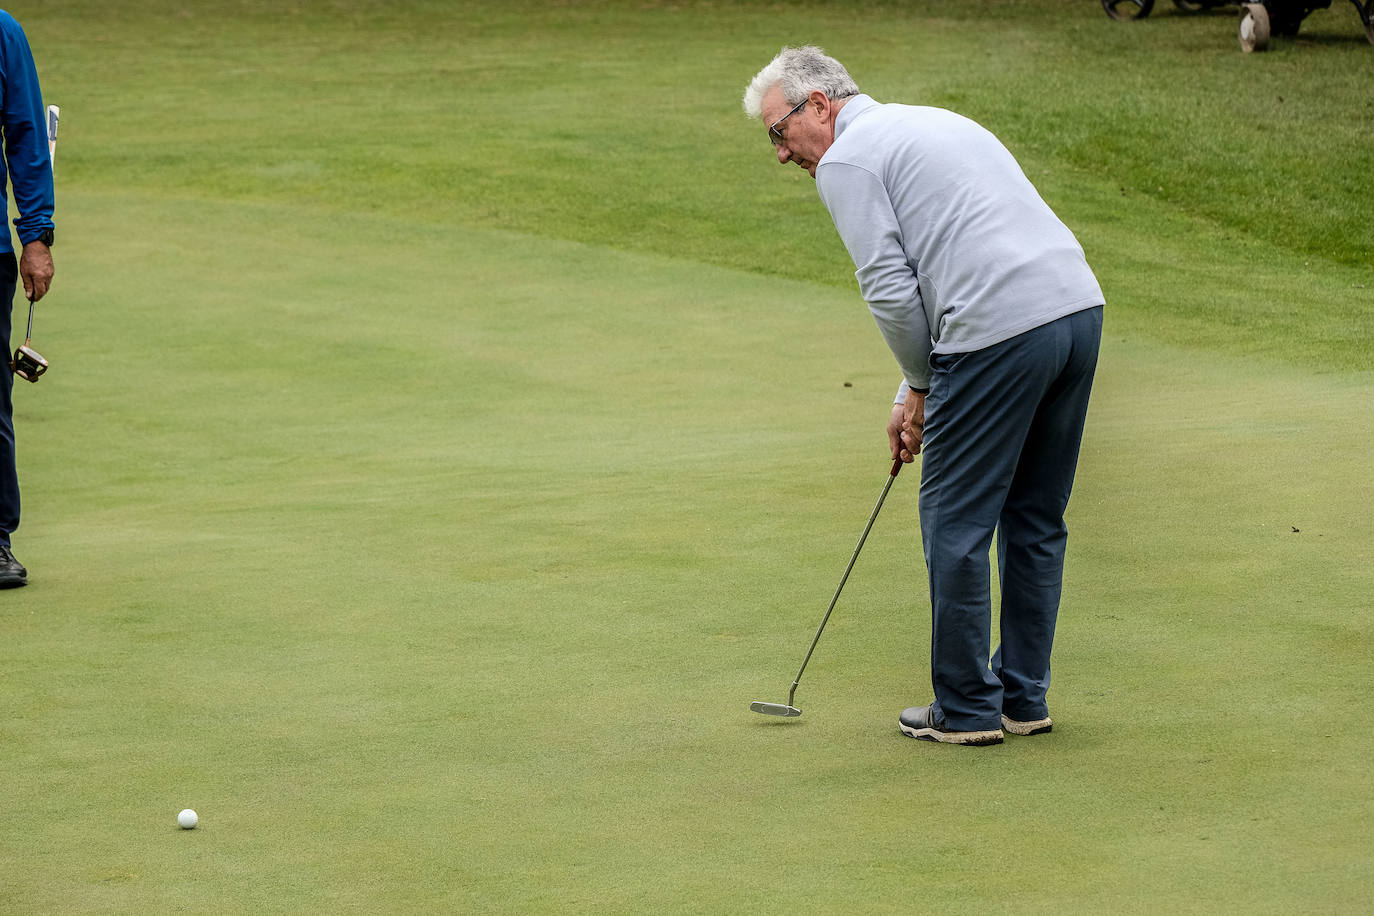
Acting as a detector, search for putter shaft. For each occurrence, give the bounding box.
[783,456,904,709]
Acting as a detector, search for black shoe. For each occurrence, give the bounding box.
[0,545,27,588]
[1002,714,1053,736]
[898,705,1003,746]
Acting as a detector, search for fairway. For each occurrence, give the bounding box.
[3,1,1372,913]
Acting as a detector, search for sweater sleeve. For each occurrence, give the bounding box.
[1,13,55,245]
[816,161,931,391]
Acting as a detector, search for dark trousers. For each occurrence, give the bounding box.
[0,253,19,545]
[919,306,1102,731]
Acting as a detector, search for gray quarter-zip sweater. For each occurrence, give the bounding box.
[815,94,1104,396]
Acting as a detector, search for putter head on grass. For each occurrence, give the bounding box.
[750,701,802,717]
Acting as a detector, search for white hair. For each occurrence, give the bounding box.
[742,46,861,120]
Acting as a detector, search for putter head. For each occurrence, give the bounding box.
[11,345,47,382]
[750,701,802,718]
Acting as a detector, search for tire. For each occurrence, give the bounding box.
[1239,4,1271,51]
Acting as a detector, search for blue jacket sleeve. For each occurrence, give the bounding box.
[0,12,55,247]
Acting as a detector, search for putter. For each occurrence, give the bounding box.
[11,298,47,382]
[750,456,904,718]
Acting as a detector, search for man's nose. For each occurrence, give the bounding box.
[776,144,790,165]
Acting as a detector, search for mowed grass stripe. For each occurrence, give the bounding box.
[26,0,1374,369]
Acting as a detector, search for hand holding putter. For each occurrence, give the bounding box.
[12,104,58,384]
[11,297,47,382]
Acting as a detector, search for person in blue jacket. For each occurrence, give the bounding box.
[0,9,56,588]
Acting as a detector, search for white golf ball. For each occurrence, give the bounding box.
[177,808,198,830]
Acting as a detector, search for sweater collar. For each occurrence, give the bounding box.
[833,93,878,141]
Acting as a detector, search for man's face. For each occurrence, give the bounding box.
[761,85,831,178]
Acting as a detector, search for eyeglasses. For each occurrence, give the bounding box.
[767,97,810,146]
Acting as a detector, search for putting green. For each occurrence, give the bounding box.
[3,183,1368,912]
[3,1,1371,912]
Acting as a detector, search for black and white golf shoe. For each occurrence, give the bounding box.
[1001,714,1053,736]
[898,705,1003,746]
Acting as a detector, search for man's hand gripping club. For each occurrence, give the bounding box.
[888,390,926,463]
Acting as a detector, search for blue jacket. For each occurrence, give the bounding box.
[0,10,54,254]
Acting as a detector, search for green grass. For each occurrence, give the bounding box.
[2,1,1372,912]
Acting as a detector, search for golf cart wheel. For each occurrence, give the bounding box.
[1239,3,1271,51]
[1103,0,1156,20]
[1364,8,1374,44]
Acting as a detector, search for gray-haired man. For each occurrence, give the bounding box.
[744,47,1104,746]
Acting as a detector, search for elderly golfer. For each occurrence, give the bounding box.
[744,47,1104,746]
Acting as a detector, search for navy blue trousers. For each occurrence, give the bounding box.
[0,253,19,546]
[919,306,1102,732]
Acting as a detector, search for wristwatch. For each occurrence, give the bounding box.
[34,229,54,247]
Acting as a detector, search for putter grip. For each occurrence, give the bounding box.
[890,456,903,477]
